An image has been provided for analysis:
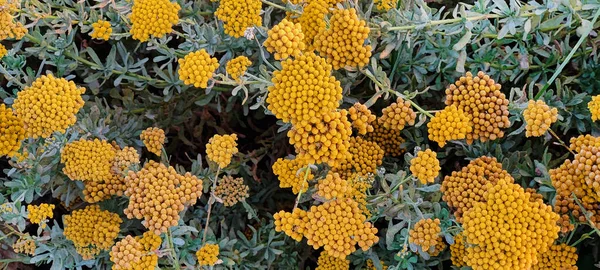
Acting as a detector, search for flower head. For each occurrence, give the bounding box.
[13,74,85,138]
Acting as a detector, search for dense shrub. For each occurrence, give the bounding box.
[1,0,600,269]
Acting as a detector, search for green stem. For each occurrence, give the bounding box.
[23,33,171,87]
[534,7,600,99]
[202,166,221,244]
[387,12,542,31]
[260,0,290,12]
[407,99,434,118]
[572,193,600,237]
[570,232,592,246]
[0,232,15,242]
[548,129,575,155]
[293,165,311,210]
[166,228,181,270]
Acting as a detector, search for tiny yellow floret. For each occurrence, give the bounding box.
[178,49,219,88]
[206,133,238,168]
[410,149,441,184]
[90,20,112,40]
[523,100,558,137]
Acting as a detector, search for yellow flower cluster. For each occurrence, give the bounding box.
[275,199,378,258]
[267,52,342,123]
[316,172,350,200]
[90,20,112,40]
[64,205,122,259]
[137,231,162,252]
[83,173,126,203]
[364,121,405,157]
[214,175,249,206]
[315,251,350,270]
[206,133,238,168]
[0,104,25,157]
[0,203,13,213]
[313,198,377,258]
[27,203,54,228]
[264,19,305,60]
[113,146,140,174]
[124,161,203,234]
[379,97,416,131]
[462,178,560,270]
[196,243,220,266]
[0,43,7,58]
[110,233,159,270]
[297,0,328,48]
[348,176,373,217]
[550,145,600,232]
[440,156,511,222]
[12,236,35,255]
[427,105,472,147]
[178,49,219,88]
[110,236,144,270]
[61,139,117,182]
[445,71,510,143]
[569,134,600,153]
[226,56,251,82]
[272,158,313,194]
[450,232,467,267]
[110,231,161,270]
[589,95,600,121]
[523,100,558,137]
[129,0,180,42]
[140,127,165,156]
[332,137,383,180]
[288,110,352,166]
[532,243,578,270]
[348,103,376,135]
[365,259,388,270]
[314,8,372,70]
[0,0,27,41]
[375,0,396,11]
[410,149,440,184]
[215,0,262,38]
[408,218,442,252]
[273,208,307,241]
[429,241,448,256]
[13,74,85,138]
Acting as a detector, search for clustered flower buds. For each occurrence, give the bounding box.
[13,74,85,138]
[410,149,441,184]
[314,8,372,70]
[226,56,252,82]
[215,0,262,38]
[348,103,376,135]
[378,97,416,131]
[178,49,219,88]
[523,100,558,137]
[90,20,112,40]
[0,104,25,157]
[315,251,350,270]
[27,203,54,229]
[427,105,472,147]
[264,19,305,60]
[61,138,117,182]
[129,0,180,42]
[214,175,249,206]
[63,205,122,259]
[206,133,238,168]
[196,243,220,266]
[140,127,166,156]
[445,71,510,143]
[124,161,203,234]
[408,218,442,252]
[272,158,313,194]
